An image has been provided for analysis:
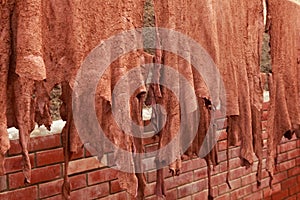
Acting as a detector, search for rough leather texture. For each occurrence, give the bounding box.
[1,0,147,199]
[266,0,300,185]
[1,0,299,199]
[152,1,265,198]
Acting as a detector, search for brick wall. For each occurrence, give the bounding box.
[0,102,300,200]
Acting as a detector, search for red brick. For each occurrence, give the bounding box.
[251,183,261,194]
[212,186,218,197]
[88,168,117,185]
[9,164,61,189]
[262,102,270,111]
[228,178,242,190]
[251,161,259,173]
[192,190,208,200]
[39,179,63,198]
[230,185,252,199]
[287,149,300,160]
[0,175,7,191]
[70,147,84,160]
[215,193,229,200]
[39,174,86,198]
[253,177,269,190]
[146,192,161,200]
[43,195,62,200]
[70,182,109,199]
[7,140,22,156]
[229,158,242,169]
[147,170,156,183]
[194,167,207,181]
[271,189,289,200]
[262,111,268,121]
[288,166,300,177]
[8,134,61,155]
[144,182,156,196]
[181,160,193,173]
[4,110,300,200]
[263,149,268,158]
[178,183,194,198]
[36,148,64,167]
[218,161,228,172]
[143,135,159,145]
[181,158,205,173]
[276,152,288,163]
[166,188,177,199]
[286,195,297,200]
[98,191,130,200]
[68,157,104,175]
[218,140,227,151]
[230,167,245,180]
[296,157,300,166]
[217,151,227,163]
[145,195,158,200]
[229,147,240,159]
[178,179,208,198]
[163,166,173,179]
[218,183,230,195]
[191,158,206,168]
[211,173,226,187]
[69,174,87,190]
[29,134,61,152]
[0,186,37,200]
[110,180,123,193]
[278,159,296,171]
[178,197,192,200]
[145,144,158,153]
[165,171,193,189]
[4,154,35,173]
[280,141,297,153]
[192,179,208,193]
[218,130,227,140]
[263,183,281,198]
[243,191,263,200]
[211,165,221,175]
[263,187,272,198]
[289,184,300,195]
[241,173,257,186]
[273,171,288,184]
[281,176,298,190]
